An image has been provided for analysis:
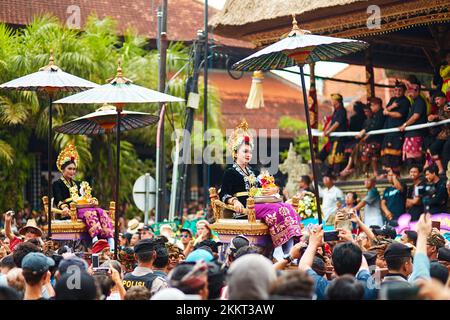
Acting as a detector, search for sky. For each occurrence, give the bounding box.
[199,0,350,93]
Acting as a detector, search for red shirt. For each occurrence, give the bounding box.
[9,236,23,251]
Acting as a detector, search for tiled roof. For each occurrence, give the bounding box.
[0,0,253,48]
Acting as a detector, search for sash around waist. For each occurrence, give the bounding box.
[233,191,249,197]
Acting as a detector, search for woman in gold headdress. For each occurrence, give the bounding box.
[219,120,301,256]
[53,144,114,248]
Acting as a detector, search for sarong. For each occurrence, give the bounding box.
[77,207,114,239]
[360,142,381,163]
[255,202,301,247]
[402,136,423,161]
[381,134,403,168]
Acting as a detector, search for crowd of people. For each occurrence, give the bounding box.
[319,75,450,181]
[1,206,449,300]
[285,163,448,231]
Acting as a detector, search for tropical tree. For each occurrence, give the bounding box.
[0,14,221,214]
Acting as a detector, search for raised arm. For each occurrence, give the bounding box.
[4,211,15,241]
[299,225,324,272]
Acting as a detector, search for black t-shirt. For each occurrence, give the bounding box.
[382,182,407,220]
[406,181,425,221]
[364,109,386,143]
[405,95,427,138]
[422,179,448,214]
[123,272,159,291]
[384,96,410,136]
[330,106,348,141]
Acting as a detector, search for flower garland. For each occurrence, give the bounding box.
[296,191,318,219]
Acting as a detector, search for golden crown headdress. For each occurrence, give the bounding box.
[227,120,254,159]
[56,144,79,172]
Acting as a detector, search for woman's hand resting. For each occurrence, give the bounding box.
[233,199,244,213]
[261,187,279,196]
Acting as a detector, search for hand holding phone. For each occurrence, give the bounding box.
[91,253,99,269]
[431,221,441,231]
[324,230,340,242]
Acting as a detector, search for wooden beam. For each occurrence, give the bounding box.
[365,46,375,99]
[371,34,438,50]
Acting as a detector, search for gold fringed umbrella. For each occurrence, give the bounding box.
[245,71,265,109]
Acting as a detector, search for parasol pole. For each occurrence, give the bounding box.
[114,104,122,259]
[47,93,53,239]
[298,65,323,225]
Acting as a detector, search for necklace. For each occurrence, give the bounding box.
[237,163,249,176]
[61,176,74,189]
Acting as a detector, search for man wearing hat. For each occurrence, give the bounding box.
[127,218,144,234]
[381,80,410,174]
[427,228,446,261]
[22,252,55,300]
[4,211,42,252]
[323,93,348,176]
[381,242,414,289]
[400,78,428,169]
[224,235,250,268]
[122,239,168,296]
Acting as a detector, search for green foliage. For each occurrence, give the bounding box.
[0,14,221,211]
[278,116,324,162]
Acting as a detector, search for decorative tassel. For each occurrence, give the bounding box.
[245,71,264,109]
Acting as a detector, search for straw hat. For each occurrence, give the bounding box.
[127,218,144,234]
[19,219,43,237]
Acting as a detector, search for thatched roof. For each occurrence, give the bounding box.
[211,0,362,27]
[210,0,367,37]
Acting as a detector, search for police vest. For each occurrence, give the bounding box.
[123,272,159,291]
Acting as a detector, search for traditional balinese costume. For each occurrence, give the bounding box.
[219,121,301,255]
[402,94,427,163]
[53,144,114,247]
[381,83,410,169]
[326,94,348,175]
[360,109,385,164]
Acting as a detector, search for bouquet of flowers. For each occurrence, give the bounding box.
[70,181,94,205]
[253,170,278,197]
[296,191,318,219]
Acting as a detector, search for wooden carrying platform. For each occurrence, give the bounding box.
[41,196,116,241]
[208,187,300,253]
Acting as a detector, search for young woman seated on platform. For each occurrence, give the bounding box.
[219,120,302,259]
[53,144,114,249]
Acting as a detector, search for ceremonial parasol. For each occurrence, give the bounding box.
[0,50,99,237]
[55,104,159,135]
[54,62,184,257]
[233,16,369,224]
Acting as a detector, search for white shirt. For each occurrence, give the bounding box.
[319,185,344,221]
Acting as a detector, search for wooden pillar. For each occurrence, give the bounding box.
[309,63,318,155]
[365,45,375,100]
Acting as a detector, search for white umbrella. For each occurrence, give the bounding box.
[0,50,99,238]
[54,62,184,257]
